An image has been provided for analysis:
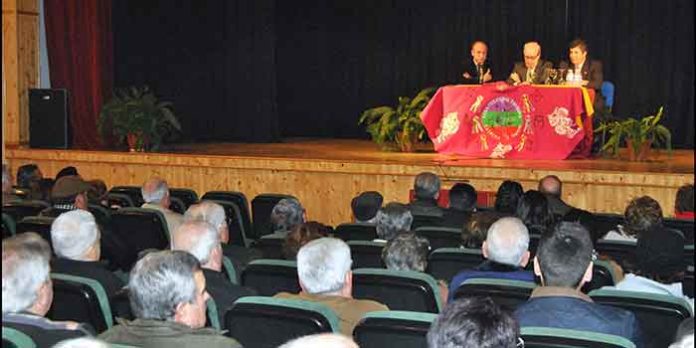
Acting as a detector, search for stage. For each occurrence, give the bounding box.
[5,139,693,226]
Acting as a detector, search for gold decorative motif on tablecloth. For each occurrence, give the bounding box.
[470,95,484,113]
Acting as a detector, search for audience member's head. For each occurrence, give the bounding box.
[184,201,229,244]
[427,297,520,348]
[562,209,601,246]
[283,221,330,260]
[51,210,101,262]
[675,184,694,214]
[55,166,79,181]
[351,191,383,223]
[50,175,93,209]
[52,337,109,348]
[623,196,663,237]
[296,238,353,297]
[128,250,209,329]
[382,231,430,272]
[483,217,530,268]
[279,333,358,348]
[375,202,413,241]
[414,172,441,201]
[2,233,53,316]
[494,180,524,214]
[534,222,593,289]
[634,227,685,283]
[16,164,42,188]
[271,198,306,232]
[516,190,554,233]
[86,179,108,205]
[463,211,505,249]
[171,220,222,272]
[538,175,562,198]
[449,183,477,212]
[141,177,171,208]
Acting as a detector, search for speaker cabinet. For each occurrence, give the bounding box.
[29,88,70,149]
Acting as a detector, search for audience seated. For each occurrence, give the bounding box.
[603,196,663,242]
[494,180,524,215]
[375,202,413,242]
[16,163,45,201]
[450,217,534,301]
[351,191,383,224]
[86,179,109,208]
[516,190,555,236]
[98,250,242,347]
[461,210,506,249]
[442,183,477,229]
[269,197,306,236]
[382,231,449,304]
[604,226,693,311]
[514,222,642,345]
[171,220,256,326]
[282,221,330,260]
[184,201,261,273]
[427,297,520,348]
[408,172,444,218]
[3,163,21,203]
[279,333,358,348]
[675,184,694,219]
[140,177,183,235]
[274,238,388,335]
[50,210,125,298]
[55,166,79,181]
[538,175,575,218]
[3,233,92,346]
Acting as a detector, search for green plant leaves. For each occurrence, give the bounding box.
[594,106,672,158]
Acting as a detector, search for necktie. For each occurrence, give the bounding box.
[478,65,484,84]
[526,68,534,83]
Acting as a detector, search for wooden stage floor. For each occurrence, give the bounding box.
[5,138,694,225]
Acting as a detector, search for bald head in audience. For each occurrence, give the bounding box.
[538,175,562,198]
[279,333,358,348]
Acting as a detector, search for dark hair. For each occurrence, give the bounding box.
[562,209,601,246]
[463,211,506,249]
[536,222,593,288]
[675,184,694,213]
[16,164,40,188]
[427,297,519,348]
[55,166,79,180]
[282,221,330,260]
[516,190,555,234]
[623,196,663,236]
[634,227,685,283]
[449,183,477,212]
[494,181,523,214]
[569,38,587,52]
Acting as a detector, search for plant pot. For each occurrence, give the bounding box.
[396,132,418,153]
[626,139,652,161]
[126,133,148,152]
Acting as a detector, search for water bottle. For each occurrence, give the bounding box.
[566,69,574,84]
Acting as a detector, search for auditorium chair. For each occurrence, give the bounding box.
[581,259,618,293]
[15,216,55,250]
[415,226,462,250]
[411,215,444,230]
[201,191,253,243]
[109,208,170,270]
[240,259,299,296]
[685,244,694,268]
[591,213,624,238]
[254,234,286,259]
[595,239,637,269]
[2,213,16,239]
[425,247,485,283]
[87,204,111,224]
[251,193,296,238]
[206,298,222,330]
[453,278,537,311]
[169,187,199,209]
[48,273,114,333]
[664,217,695,244]
[352,268,443,313]
[589,289,693,348]
[334,223,378,241]
[168,196,187,214]
[106,192,135,208]
[108,186,145,207]
[521,327,636,348]
[2,327,36,348]
[348,240,386,269]
[204,199,249,247]
[224,296,339,348]
[601,81,615,111]
[353,311,437,348]
[2,200,50,223]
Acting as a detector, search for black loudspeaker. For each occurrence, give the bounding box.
[29,88,70,149]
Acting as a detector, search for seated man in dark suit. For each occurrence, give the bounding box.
[538,175,575,219]
[50,210,125,298]
[507,41,553,85]
[2,233,92,346]
[558,38,604,110]
[408,172,444,221]
[449,217,534,300]
[443,183,477,229]
[171,220,256,325]
[461,41,493,85]
[515,222,642,346]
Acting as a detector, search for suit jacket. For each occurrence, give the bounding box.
[559,59,605,110]
[51,258,126,298]
[441,208,473,229]
[3,312,92,347]
[461,59,491,85]
[506,60,553,85]
[202,268,256,326]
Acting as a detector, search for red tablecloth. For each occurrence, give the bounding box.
[420,82,595,159]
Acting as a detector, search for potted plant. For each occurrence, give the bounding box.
[358,87,436,152]
[98,86,182,152]
[594,106,671,161]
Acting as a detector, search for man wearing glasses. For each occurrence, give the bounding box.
[507,41,552,85]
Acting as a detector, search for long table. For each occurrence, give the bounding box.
[420,82,595,159]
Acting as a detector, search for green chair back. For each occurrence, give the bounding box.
[2,327,36,348]
[521,326,636,348]
[49,273,113,332]
[352,268,442,313]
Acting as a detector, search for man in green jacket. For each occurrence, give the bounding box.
[99,250,242,347]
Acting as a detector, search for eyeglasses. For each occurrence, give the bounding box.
[517,337,525,348]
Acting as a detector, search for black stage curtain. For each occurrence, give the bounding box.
[113,0,694,148]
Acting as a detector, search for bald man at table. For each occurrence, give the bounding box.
[462,41,493,85]
[507,41,553,86]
